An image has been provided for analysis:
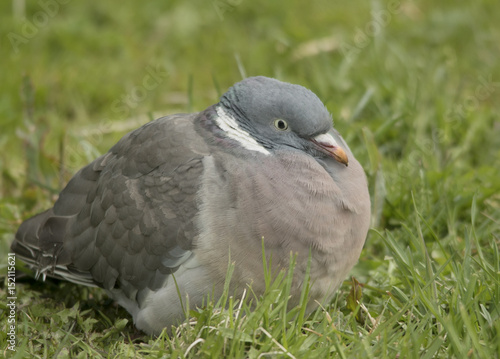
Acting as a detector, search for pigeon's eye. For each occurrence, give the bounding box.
[274,119,288,131]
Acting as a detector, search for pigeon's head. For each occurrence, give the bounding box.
[218,76,349,165]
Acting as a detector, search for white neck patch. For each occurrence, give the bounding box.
[215,106,270,155]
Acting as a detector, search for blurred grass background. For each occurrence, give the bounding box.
[0,0,499,357]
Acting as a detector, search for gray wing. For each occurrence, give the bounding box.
[12,113,209,303]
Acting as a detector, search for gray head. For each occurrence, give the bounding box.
[218,76,349,165]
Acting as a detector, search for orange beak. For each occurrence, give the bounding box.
[311,133,349,166]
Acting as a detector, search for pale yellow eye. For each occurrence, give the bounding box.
[274,119,288,131]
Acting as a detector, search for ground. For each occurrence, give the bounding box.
[0,0,499,357]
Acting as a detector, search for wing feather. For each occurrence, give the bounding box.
[12,113,210,305]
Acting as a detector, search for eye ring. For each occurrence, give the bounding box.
[273,119,289,131]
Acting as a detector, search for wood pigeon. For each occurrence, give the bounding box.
[12,76,371,335]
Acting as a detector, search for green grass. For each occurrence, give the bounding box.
[1,0,499,357]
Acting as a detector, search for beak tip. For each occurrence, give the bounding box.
[336,149,349,166]
[311,133,349,166]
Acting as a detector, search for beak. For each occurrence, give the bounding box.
[311,133,349,166]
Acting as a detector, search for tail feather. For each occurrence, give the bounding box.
[11,209,96,287]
